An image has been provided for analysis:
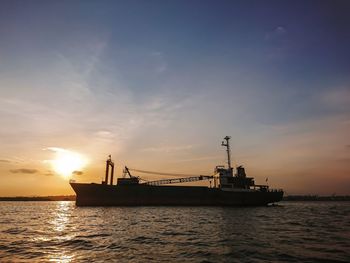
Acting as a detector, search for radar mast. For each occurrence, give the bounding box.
[221,136,232,169]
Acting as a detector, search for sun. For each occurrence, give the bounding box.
[51,149,87,177]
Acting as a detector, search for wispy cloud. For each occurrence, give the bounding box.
[10,168,38,174]
[172,155,222,163]
[72,170,83,175]
[265,26,287,40]
[275,26,286,34]
[44,147,68,153]
[44,170,55,176]
[140,145,194,153]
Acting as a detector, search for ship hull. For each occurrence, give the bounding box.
[70,183,283,206]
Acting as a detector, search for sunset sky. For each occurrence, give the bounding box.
[0,0,349,196]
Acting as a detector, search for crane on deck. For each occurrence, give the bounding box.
[125,167,214,186]
[143,175,214,186]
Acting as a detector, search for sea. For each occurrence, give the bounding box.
[0,201,349,262]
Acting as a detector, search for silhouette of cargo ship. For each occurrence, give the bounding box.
[70,136,283,206]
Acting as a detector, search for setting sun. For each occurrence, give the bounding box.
[50,148,87,177]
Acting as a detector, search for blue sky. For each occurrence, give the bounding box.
[0,0,349,195]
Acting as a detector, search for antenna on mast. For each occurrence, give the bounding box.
[221,136,232,169]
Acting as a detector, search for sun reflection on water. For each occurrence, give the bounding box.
[51,201,71,232]
[48,201,76,263]
[48,254,74,263]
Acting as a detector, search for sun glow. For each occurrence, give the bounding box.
[49,148,87,177]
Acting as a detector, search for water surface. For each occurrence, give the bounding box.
[0,201,349,262]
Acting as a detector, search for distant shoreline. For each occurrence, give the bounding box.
[282,195,350,201]
[0,195,76,201]
[0,195,349,202]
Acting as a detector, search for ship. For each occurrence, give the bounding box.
[70,136,283,206]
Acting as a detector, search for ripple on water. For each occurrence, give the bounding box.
[2,227,28,235]
[0,201,349,262]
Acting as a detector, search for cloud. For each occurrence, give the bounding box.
[172,155,222,163]
[265,26,287,41]
[95,130,115,142]
[10,168,38,174]
[0,159,10,163]
[44,171,55,176]
[44,147,68,153]
[140,145,194,153]
[72,170,83,175]
[275,26,286,34]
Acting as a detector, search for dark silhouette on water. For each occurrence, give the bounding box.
[70,136,284,206]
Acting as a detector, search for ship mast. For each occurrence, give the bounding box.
[104,155,114,185]
[221,136,232,169]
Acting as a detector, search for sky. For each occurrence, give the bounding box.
[0,0,349,196]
